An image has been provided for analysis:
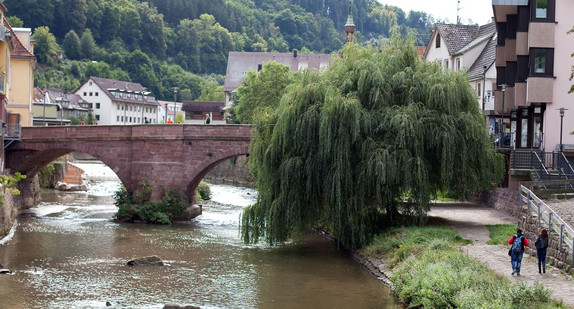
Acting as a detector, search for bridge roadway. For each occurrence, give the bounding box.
[6,124,251,207]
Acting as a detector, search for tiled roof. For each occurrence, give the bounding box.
[435,23,496,56]
[4,20,34,58]
[224,52,332,92]
[33,87,46,103]
[468,35,497,80]
[44,87,91,111]
[86,76,159,106]
[182,101,224,113]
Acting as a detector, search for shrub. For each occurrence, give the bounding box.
[196,181,211,201]
[114,185,186,224]
[370,225,565,309]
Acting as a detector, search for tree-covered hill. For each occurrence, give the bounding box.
[2,0,435,101]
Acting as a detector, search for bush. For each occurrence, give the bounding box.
[367,225,565,309]
[114,185,187,224]
[196,181,211,201]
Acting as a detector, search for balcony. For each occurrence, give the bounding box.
[527,77,553,103]
[529,22,555,48]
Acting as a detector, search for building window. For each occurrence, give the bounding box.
[95,103,100,109]
[530,48,553,76]
[445,59,449,69]
[95,92,99,96]
[89,92,93,96]
[89,81,92,86]
[121,116,124,122]
[117,116,119,122]
[477,83,482,97]
[83,92,87,96]
[95,115,100,121]
[533,49,546,73]
[436,33,441,48]
[456,58,461,71]
[536,0,547,18]
[129,117,132,122]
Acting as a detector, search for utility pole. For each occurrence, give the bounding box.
[457,0,462,25]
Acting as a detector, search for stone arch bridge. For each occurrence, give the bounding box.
[6,125,251,207]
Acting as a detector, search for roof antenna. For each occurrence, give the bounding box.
[457,0,462,25]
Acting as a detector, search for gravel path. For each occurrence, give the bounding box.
[545,198,574,230]
[429,205,574,308]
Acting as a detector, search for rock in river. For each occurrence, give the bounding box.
[127,255,164,266]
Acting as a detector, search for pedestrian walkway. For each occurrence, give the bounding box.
[429,205,574,308]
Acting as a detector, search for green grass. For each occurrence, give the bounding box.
[486,224,517,245]
[362,225,566,309]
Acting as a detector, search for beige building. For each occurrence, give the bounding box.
[5,23,35,127]
[493,0,574,153]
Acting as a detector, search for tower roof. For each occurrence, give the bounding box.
[345,1,355,27]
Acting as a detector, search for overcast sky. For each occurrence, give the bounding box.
[378,0,494,25]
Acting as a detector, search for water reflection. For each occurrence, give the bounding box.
[0,164,397,308]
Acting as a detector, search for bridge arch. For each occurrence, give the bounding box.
[6,125,252,206]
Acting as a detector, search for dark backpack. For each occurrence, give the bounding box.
[511,235,524,253]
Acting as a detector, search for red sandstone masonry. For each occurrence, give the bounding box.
[8,125,251,204]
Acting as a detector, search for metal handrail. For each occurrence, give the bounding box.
[558,152,574,177]
[520,186,574,265]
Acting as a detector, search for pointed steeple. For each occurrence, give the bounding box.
[344,0,356,42]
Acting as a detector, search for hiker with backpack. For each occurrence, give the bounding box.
[534,228,549,274]
[508,228,529,276]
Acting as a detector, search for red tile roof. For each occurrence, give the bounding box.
[3,19,34,58]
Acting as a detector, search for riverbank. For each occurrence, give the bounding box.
[355,211,569,308]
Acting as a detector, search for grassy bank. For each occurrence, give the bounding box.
[362,225,566,308]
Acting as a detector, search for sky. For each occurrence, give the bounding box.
[377,0,494,25]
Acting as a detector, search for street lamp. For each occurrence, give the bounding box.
[173,87,179,123]
[558,107,567,152]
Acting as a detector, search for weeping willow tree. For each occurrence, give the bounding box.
[241,37,505,249]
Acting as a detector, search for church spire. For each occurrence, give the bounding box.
[344,0,356,42]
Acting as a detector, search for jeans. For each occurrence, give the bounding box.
[511,251,524,274]
[537,248,547,269]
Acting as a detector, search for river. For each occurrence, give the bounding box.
[0,163,398,309]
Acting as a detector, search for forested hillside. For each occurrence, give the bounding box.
[2,0,435,101]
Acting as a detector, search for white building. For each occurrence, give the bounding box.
[75,76,159,125]
[157,100,183,123]
[423,23,497,119]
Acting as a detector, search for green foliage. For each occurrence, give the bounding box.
[569,26,574,94]
[80,29,97,59]
[31,26,59,65]
[63,30,82,60]
[6,16,24,28]
[38,162,57,188]
[368,225,564,308]
[197,81,224,102]
[0,173,27,196]
[196,181,212,201]
[241,39,505,249]
[363,226,470,267]
[114,183,187,225]
[486,224,517,245]
[231,61,293,124]
[174,112,185,124]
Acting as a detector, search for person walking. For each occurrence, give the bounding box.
[509,228,529,276]
[534,228,549,274]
